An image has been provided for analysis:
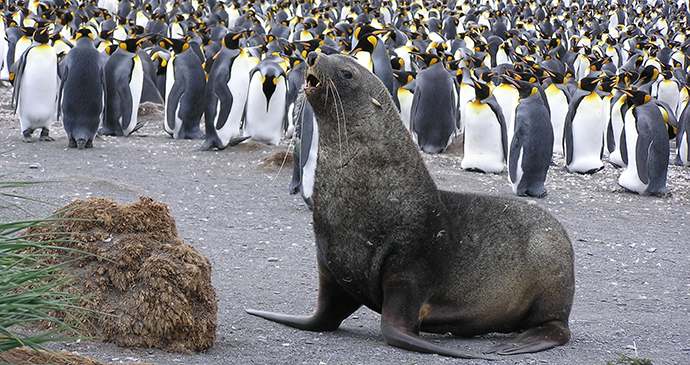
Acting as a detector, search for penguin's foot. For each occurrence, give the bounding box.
[22,129,35,142]
[526,187,548,198]
[646,188,672,198]
[86,139,93,148]
[131,121,146,134]
[76,139,88,150]
[68,138,77,148]
[464,167,487,173]
[582,166,604,174]
[39,128,54,141]
[98,126,122,136]
[181,130,206,140]
[200,138,219,151]
[671,156,685,167]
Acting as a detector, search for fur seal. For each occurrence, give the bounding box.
[247,53,575,359]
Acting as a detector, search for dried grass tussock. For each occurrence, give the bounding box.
[22,197,217,354]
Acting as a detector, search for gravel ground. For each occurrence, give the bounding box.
[1,83,689,365]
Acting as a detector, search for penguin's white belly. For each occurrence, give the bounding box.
[568,97,604,172]
[494,85,518,142]
[245,76,286,145]
[618,120,648,193]
[216,56,251,144]
[398,89,414,131]
[124,57,144,135]
[656,82,679,113]
[18,48,58,130]
[679,133,689,166]
[0,33,8,81]
[546,89,568,155]
[510,147,525,192]
[609,100,626,167]
[461,104,504,173]
[163,59,181,137]
[301,117,318,200]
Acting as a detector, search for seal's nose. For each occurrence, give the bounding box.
[307,52,318,67]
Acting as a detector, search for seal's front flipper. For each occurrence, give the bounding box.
[246,265,361,331]
[485,321,571,355]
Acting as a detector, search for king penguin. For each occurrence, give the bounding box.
[564,77,606,174]
[201,31,254,150]
[460,79,507,173]
[11,27,59,142]
[409,53,458,153]
[244,55,289,145]
[59,28,105,149]
[100,37,146,136]
[507,78,554,197]
[617,89,671,197]
[158,37,206,139]
[350,27,400,109]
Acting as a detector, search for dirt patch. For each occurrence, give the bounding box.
[22,197,217,354]
[260,151,293,170]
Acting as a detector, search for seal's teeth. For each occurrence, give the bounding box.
[306,74,320,88]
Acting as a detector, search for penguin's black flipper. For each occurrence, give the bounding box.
[117,81,134,133]
[606,116,616,153]
[213,78,235,130]
[508,134,520,184]
[226,135,251,147]
[166,74,187,132]
[58,64,68,119]
[634,111,652,186]
[620,130,628,166]
[487,99,508,161]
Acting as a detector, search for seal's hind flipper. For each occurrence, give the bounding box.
[486,321,570,355]
[381,317,497,360]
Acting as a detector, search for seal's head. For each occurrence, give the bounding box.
[303,52,394,122]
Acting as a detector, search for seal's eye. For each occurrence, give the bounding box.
[341,69,353,79]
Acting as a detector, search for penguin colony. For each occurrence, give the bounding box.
[3,0,690,198]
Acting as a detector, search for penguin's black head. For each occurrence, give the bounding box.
[471,79,492,101]
[159,37,189,54]
[75,28,94,41]
[414,53,442,69]
[545,70,567,84]
[32,27,51,44]
[598,74,616,93]
[393,70,416,87]
[222,31,244,50]
[505,77,539,99]
[350,33,377,55]
[618,88,651,106]
[636,65,659,85]
[119,37,145,53]
[578,77,600,92]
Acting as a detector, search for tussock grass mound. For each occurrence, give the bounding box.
[23,197,217,354]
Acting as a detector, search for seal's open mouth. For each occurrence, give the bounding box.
[305,71,321,92]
